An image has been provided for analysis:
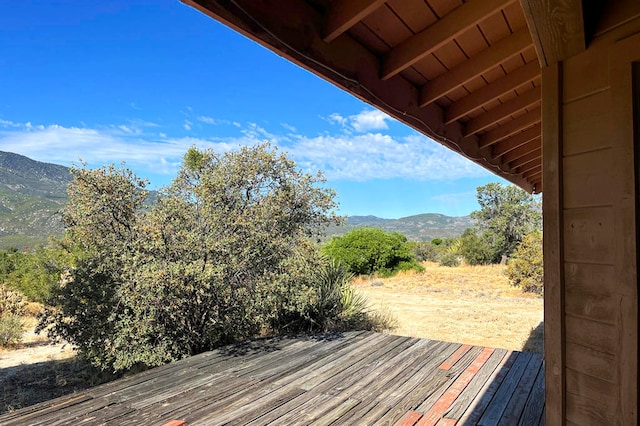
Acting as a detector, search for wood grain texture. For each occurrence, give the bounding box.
[381,0,517,79]
[541,62,564,426]
[519,0,586,66]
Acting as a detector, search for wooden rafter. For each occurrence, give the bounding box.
[419,28,532,107]
[509,148,541,168]
[478,106,541,148]
[445,61,540,124]
[520,0,586,66]
[381,0,517,80]
[323,0,386,43]
[501,138,540,163]
[516,160,540,175]
[522,165,541,178]
[464,87,540,137]
[491,124,541,157]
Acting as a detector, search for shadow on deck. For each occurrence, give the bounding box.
[0,331,544,425]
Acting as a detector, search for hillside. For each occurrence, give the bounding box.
[324,212,473,241]
[0,151,473,248]
[0,151,71,248]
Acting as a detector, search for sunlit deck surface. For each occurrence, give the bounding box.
[0,331,544,425]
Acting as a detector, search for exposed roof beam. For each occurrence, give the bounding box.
[520,0,586,66]
[522,164,542,178]
[464,87,540,137]
[419,28,532,107]
[501,138,540,163]
[491,125,541,157]
[519,161,540,174]
[445,61,539,124]
[381,0,517,80]
[478,106,541,148]
[323,0,386,43]
[509,148,541,168]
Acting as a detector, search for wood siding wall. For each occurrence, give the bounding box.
[544,15,640,425]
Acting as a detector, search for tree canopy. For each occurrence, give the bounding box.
[322,228,422,276]
[471,182,541,263]
[40,144,345,371]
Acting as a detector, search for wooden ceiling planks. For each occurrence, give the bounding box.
[419,28,533,107]
[183,0,546,192]
[445,61,540,123]
[323,0,387,42]
[381,0,517,79]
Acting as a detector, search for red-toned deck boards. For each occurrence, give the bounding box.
[435,419,457,426]
[438,344,472,370]
[417,347,495,426]
[161,421,186,426]
[394,410,424,426]
[457,350,518,425]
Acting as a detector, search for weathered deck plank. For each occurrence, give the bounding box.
[0,332,544,425]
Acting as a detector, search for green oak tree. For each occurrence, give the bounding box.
[40,144,341,371]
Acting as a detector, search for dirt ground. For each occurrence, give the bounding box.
[353,262,544,353]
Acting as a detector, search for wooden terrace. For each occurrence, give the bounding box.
[0,331,544,425]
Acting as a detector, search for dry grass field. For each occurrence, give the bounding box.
[353,262,544,353]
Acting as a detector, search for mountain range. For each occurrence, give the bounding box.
[0,151,473,249]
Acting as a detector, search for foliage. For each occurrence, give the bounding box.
[459,228,493,265]
[506,231,543,294]
[0,315,24,346]
[0,285,26,346]
[0,245,68,303]
[0,284,26,317]
[431,238,443,246]
[438,252,461,267]
[322,228,423,277]
[409,241,438,262]
[40,144,343,372]
[471,183,541,262]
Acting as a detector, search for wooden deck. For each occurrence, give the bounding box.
[0,331,544,425]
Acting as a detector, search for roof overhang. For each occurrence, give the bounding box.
[182,0,595,194]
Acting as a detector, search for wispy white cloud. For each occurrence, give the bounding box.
[349,109,391,132]
[183,120,192,131]
[281,122,297,133]
[324,109,393,133]
[197,115,218,125]
[0,117,488,185]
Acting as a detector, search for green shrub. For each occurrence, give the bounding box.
[0,285,26,317]
[431,238,442,246]
[322,228,422,276]
[459,228,493,265]
[439,252,461,267]
[39,145,341,372]
[409,241,437,262]
[0,315,24,346]
[506,231,543,294]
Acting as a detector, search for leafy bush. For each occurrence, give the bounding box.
[438,252,461,267]
[0,285,25,346]
[264,247,388,334]
[40,145,342,372]
[322,228,422,277]
[1,246,65,303]
[0,315,24,346]
[431,238,443,246]
[409,241,438,262]
[459,228,493,265]
[0,285,26,317]
[506,231,543,294]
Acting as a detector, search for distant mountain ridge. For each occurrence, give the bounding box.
[0,151,473,248]
[325,212,473,241]
[0,151,72,248]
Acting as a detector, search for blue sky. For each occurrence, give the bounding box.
[0,1,508,218]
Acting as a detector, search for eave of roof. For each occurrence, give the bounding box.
[182,0,593,194]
